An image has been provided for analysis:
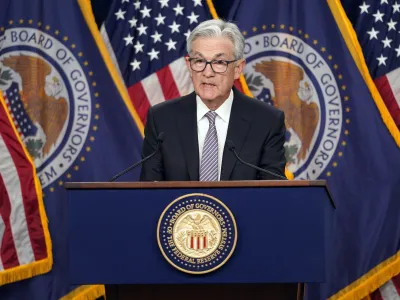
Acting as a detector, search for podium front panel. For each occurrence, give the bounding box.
[67,185,333,284]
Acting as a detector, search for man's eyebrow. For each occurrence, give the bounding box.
[190,52,228,59]
[213,53,227,59]
[191,52,204,58]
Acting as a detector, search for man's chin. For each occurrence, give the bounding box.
[195,90,213,100]
[200,95,218,103]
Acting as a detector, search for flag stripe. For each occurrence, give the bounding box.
[0,133,34,266]
[391,275,400,295]
[386,69,400,108]
[156,65,180,100]
[141,73,165,107]
[3,136,47,262]
[382,69,400,126]
[0,212,5,270]
[371,290,383,300]
[169,57,194,96]
[379,280,399,300]
[128,82,151,124]
[0,171,19,270]
[374,75,400,126]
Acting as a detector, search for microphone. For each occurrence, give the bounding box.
[226,140,287,180]
[109,132,165,182]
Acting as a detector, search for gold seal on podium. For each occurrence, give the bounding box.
[157,193,237,274]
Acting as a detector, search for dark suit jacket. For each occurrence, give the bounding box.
[140,87,286,181]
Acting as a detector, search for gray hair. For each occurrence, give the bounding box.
[187,19,245,60]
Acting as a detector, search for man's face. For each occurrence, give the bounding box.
[186,37,245,104]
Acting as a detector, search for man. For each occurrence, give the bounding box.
[140,19,286,181]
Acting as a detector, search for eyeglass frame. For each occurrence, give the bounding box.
[187,57,239,73]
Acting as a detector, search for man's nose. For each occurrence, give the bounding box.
[202,63,215,76]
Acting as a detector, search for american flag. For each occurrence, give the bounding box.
[0,96,51,284]
[101,0,213,124]
[345,1,400,298]
[352,0,400,127]
[369,276,400,299]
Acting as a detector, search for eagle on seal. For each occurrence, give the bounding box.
[2,54,68,156]
[254,60,319,162]
[176,213,219,232]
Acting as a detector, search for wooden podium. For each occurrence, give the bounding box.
[65,180,334,300]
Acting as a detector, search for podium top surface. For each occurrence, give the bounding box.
[65,180,335,208]
[64,179,327,189]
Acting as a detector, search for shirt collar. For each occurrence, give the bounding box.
[196,89,234,123]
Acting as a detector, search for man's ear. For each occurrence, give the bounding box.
[185,56,193,78]
[234,59,246,80]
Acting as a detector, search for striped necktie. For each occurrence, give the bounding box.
[200,111,218,181]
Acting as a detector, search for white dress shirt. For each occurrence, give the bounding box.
[197,89,234,180]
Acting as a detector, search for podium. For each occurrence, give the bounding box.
[65,180,334,300]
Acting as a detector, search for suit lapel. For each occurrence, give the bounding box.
[220,89,252,180]
[176,92,199,180]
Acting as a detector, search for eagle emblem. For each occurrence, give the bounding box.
[1,54,68,159]
[174,213,220,258]
[253,60,320,164]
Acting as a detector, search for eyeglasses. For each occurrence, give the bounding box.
[188,58,238,73]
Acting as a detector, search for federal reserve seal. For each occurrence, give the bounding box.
[0,22,99,191]
[242,26,350,180]
[157,193,237,274]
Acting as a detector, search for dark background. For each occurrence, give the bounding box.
[91,0,234,26]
